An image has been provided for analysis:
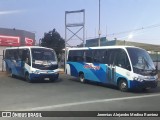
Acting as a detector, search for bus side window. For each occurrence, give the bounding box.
[13,50,19,61]
[115,49,131,71]
[26,50,31,65]
[5,50,9,59]
[85,50,93,63]
[107,49,117,66]
[76,50,84,62]
[68,50,73,61]
[93,50,105,63]
[103,50,109,64]
[9,51,14,60]
[22,50,27,61]
[18,49,23,61]
[70,50,84,62]
[22,49,31,66]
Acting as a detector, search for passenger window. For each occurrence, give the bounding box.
[22,49,31,65]
[107,49,117,65]
[93,50,105,63]
[85,50,93,63]
[68,50,84,62]
[115,49,131,71]
[13,50,19,60]
[26,49,31,65]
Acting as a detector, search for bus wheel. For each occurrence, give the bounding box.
[25,73,32,83]
[79,73,85,83]
[118,79,128,92]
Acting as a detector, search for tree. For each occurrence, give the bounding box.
[41,29,65,55]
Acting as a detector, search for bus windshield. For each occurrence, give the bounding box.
[127,48,156,76]
[31,48,57,70]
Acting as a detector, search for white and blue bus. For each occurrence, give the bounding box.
[4,46,59,82]
[66,46,158,91]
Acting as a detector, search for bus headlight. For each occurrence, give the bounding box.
[33,70,40,74]
[133,76,144,82]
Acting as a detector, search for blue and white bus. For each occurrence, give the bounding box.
[4,46,59,82]
[66,46,158,91]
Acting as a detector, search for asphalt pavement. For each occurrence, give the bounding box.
[0,72,160,120]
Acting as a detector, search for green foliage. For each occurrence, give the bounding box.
[41,29,65,55]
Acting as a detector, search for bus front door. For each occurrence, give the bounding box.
[107,64,116,84]
[106,49,117,84]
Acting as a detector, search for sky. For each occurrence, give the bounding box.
[1,0,160,46]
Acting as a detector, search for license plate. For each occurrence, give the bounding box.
[44,78,50,80]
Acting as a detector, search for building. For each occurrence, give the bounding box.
[0,28,35,47]
[0,28,36,71]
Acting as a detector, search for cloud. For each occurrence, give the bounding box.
[0,10,25,15]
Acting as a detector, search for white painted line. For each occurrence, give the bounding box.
[11,93,160,111]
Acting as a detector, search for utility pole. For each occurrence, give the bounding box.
[98,0,101,46]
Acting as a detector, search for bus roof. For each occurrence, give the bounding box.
[5,46,53,50]
[67,46,144,50]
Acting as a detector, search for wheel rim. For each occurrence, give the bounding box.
[80,74,84,83]
[121,82,127,89]
[119,80,128,91]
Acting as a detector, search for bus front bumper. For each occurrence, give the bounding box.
[130,80,158,89]
[30,73,59,81]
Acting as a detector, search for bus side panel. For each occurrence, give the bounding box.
[84,63,107,83]
[67,63,79,77]
[24,63,31,76]
[67,62,84,78]
[67,61,132,87]
[66,64,71,75]
[115,66,131,88]
[5,59,10,72]
[5,59,21,76]
[67,62,107,83]
[15,60,24,77]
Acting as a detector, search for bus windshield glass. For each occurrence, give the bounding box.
[127,47,156,76]
[31,48,57,69]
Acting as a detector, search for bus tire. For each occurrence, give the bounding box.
[25,73,32,83]
[79,73,85,83]
[118,79,128,92]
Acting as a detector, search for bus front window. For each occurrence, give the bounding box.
[127,48,157,76]
[31,48,57,70]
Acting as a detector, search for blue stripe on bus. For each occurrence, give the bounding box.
[68,62,107,83]
[68,62,99,81]
[67,62,130,87]
[68,62,157,89]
